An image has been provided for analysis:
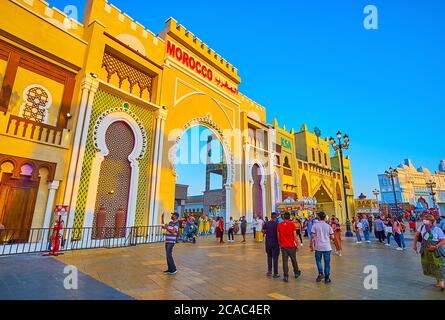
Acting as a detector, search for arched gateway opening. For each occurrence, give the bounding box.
[173,125,229,221]
[314,184,335,217]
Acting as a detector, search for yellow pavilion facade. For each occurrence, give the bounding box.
[0,0,355,245]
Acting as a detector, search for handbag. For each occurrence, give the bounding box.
[385,226,393,234]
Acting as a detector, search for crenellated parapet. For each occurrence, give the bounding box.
[239,92,266,122]
[161,17,240,83]
[82,0,165,66]
[15,0,84,38]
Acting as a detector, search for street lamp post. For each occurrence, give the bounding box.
[385,167,400,218]
[373,188,380,216]
[426,180,437,209]
[373,188,380,202]
[329,131,353,237]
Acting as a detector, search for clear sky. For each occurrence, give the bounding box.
[50,0,445,198]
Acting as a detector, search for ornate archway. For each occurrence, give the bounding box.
[168,114,235,186]
[167,114,235,221]
[83,109,147,231]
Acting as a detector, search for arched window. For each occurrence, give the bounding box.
[311,148,316,162]
[318,150,322,164]
[336,183,342,201]
[283,156,290,168]
[19,85,52,123]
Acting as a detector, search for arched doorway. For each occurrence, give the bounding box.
[93,121,135,238]
[173,125,229,220]
[314,184,335,216]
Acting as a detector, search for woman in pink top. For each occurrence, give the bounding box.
[392,218,403,250]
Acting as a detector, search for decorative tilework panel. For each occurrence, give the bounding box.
[73,89,155,235]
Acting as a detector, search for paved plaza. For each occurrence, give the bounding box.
[0,234,444,300]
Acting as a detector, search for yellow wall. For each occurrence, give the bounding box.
[31,167,49,229]
[0,58,7,87]
[1,0,355,230]
[9,67,65,126]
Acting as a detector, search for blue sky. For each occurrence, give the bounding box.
[50,0,445,198]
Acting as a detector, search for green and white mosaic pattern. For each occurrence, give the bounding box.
[73,89,155,232]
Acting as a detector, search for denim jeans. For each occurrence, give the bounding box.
[387,233,392,244]
[266,244,280,274]
[376,230,385,243]
[228,227,234,240]
[315,251,331,278]
[165,243,176,272]
[393,232,402,248]
[400,232,406,248]
[355,231,362,242]
[281,247,299,277]
[363,229,370,241]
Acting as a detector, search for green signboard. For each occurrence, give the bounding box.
[281,137,292,150]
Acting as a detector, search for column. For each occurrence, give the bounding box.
[65,76,99,243]
[148,108,168,230]
[43,180,60,229]
[267,127,276,214]
[261,178,267,219]
[152,110,167,227]
[62,78,90,206]
[225,184,232,222]
[42,180,60,242]
[244,143,253,223]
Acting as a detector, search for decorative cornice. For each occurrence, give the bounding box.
[93,106,148,159]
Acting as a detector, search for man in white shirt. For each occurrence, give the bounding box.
[310,211,334,283]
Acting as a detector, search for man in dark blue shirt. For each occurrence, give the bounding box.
[264,213,280,278]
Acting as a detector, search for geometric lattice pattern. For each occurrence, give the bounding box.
[102,52,153,98]
[73,89,155,232]
[93,121,134,238]
[20,86,50,123]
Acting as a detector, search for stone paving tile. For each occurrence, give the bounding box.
[0,254,132,300]
[2,234,444,300]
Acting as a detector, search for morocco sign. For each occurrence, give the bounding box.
[166,40,238,95]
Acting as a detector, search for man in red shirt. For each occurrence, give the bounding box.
[277,212,301,282]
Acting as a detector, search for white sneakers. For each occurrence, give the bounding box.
[396,247,403,251]
[356,241,362,244]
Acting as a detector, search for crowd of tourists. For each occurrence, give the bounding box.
[160,210,445,292]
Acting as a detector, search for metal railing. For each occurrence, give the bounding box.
[0,225,164,256]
